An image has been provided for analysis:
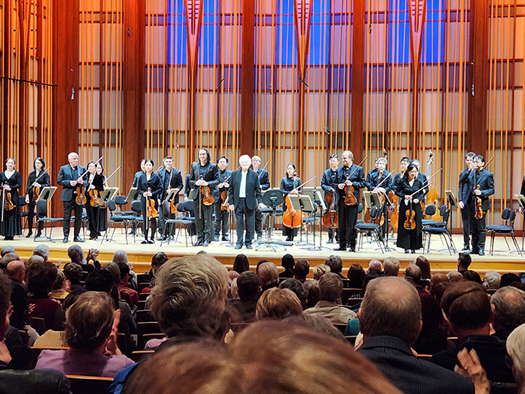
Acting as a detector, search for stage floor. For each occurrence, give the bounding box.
[1,229,523,274]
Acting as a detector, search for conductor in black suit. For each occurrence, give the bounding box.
[229,155,262,249]
[57,152,87,243]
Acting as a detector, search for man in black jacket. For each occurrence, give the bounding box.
[458,152,476,251]
[358,277,474,394]
[252,155,270,240]
[57,152,87,243]
[469,155,494,255]
[229,155,262,249]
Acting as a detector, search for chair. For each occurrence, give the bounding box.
[36,200,64,241]
[346,297,363,311]
[422,205,457,255]
[139,292,150,301]
[66,375,113,394]
[130,350,154,362]
[341,288,362,304]
[421,204,446,227]
[136,309,154,322]
[100,199,142,245]
[345,335,357,345]
[137,321,162,348]
[354,207,385,253]
[333,324,347,335]
[29,316,47,335]
[486,208,522,256]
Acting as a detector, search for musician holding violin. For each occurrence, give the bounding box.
[366,156,393,239]
[0,158,22,241]
[458,152,477,251]
[213,156,232,242]
[84,161,105,240]
[136,159,161,244]
[280,163,302,242]
[189,148,219,247]
[57,152,87,243]
[252,155,270,240]
[157,156,183,241]
[25,157,50,239]
[395,163,427,253]
[335,150,365,252]
[321,154,340,244]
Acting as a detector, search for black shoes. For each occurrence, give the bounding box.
[63,237,69,243]
[26,231,33,238]
[222,235,229,241]
[74,237,84,243]
[479,248,485,256]
[335,246,346,251]
[235,243,243,249]
[327,238,334,244]
[245,244,253,249]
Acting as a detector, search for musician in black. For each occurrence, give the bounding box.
[366,156,393,239]
[252,155,270,239]
[458,152,476,251]
[96,164,108,234]
[57,152,87,243]
[335,150,365,252]
[136,159,162,244]
[469,155,494,256]
[84,161,105,240]
[129,159,146,236]
[0,158,22,241]
[520,174,525,196]
[157,156,183,240]
[188,148,219,247]
[25,157,50,239]
[321,154,339,243]
[390,156,411,193]
[280,163,301,242]
[395,163,427,253]
[213,156,232,242]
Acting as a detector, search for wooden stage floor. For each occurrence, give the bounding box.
[2,228,524,275]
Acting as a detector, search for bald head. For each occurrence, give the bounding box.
[368,260,383,274]
[360,277,422,345]
[405,264,421,283]
[6,260,25,282]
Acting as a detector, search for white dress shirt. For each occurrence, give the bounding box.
[239,170,248,198]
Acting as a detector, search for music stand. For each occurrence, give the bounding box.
[256,189,291,251]
[126,187,139,203]
[446,190,457,231]
[36,187,57,242]
[100,187,118,204]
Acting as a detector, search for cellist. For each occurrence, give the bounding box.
[366,156,392,240]
[321,154,339,244]
[280,163,302,242]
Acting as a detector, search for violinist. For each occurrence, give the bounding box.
[57,152,87,243]
[458,152,476,251]
[129,159,146,236]
[280,163,301,242]
[84,161,105,240]
[469,155,494,256]
[395,163,427,253]
[252,155,270,240]
[25,157,50,239]
[366,156,392,239]
[321,154,340,243]
[213,156,232,242]
[157,156,183,241]
[0,158,22,241]
[96,163,108,234]
[335,150,365,252]
[188,148,219,247]
[391,157,411,193]
[136,159,161,244]
[228,155,262,249]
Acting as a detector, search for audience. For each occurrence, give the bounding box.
[116,261,138,308]
[32,244,50,262]
[447,270,463,282]
[50,270,69,300]
[279,253,295,278]
[325,255,345,279]
[303,279,320,309]
[63,262,84,295]
[506,323,525,393]
[482,271,501,290]
[347,263,365,288]
[404,264,422,287]
[414,256,431,280]
[313,264,330,280]
[141,252,169,294]
[358,277,474,394]
[490,286,525,340]
[279,278,307,308]
[232,253,250,275]
[257,262,279,291]
[457,253,472,274]
[293,259,309,283]
[256,288,302,320]
[500,273,521,288]
[303,273,356,325]
[6,261,29,332]
[229,271,260,323]
[0,246,15,257]
[461,270,482,284]
[383,257,400,277]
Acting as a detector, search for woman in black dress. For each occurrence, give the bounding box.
[136,160,161,244]
[96,163,108,235]
[25,157,51,239]
[396,163,427,253]
[280,163,302,242]
[84,161,105,240]
[0,158,22,240]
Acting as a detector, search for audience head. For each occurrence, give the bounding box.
[116,261,131,284]
[85,269,115,294]
[483,271,501,290]
[104,262,121,285]
[236,271,260,302]
[32,244,49,261]
[256,288,303,320]
[447,270,463,282]
[279,278,306,308]
[150,252,168,279]
[462,270,482,284]
[457,252,471,273]
[151,255,228,339]
[383,257,400,277]
[414,256,430,280]
[506,323,525,388]
[318,273,343,303]
[404,264,422,285]
[0,273,12,340]
[27,261,58,298]
[303,280,320,309]
[491,287,525,340]
[314,264,330,280]
[347,264,365,288]
[293,259,309,282]
[257,262,279,290]
[63,263,83,286]
[441,281,491,336]
[6,260,25,283]
[67,245,83,264]
[281,253,295,273]
[27,254,44,268]
[112,250,128,265]
[367,260,383,275]
[501,273,521,288]
[359,277,422,346]
[52,270,66,291]
[233,254,250,274]
[0,246,15,258]
[325,255,343,275]
[1,252,20,271]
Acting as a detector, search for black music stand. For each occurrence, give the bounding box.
[256,189,291,251]
[446,190,457,231]
[35,186,57,242]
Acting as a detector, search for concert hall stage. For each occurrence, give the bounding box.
[2,232,524,275]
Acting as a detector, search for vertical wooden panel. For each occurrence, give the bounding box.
[241,0,255,156]
[351,0,364,162]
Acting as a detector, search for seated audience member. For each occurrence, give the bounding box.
[0,253,19,271]
[122,321,401,394]
[325,255,345,279]
[279,279,307,308]
[500,273,521,288]
[457,252,471,274]
[50,270,69,300]
[490,286,525,340]
[256,288,302,320]
[67,245,100,272]
[27,260,64,333]
[430,275,450,305]
[300,314,346,341]
[433,281,514,383]
[63,262,85,295]
[358,277,474,394]
[112,250,137,290]
[0,272,70,393]
[362,260,384,293]
[303,280,320,309]
[414,256,431,281]
[36,291,134,377]
[383,257,400,277]
[404,264,422,287]
[116,261,138,308]
[257,262,279,291]
[229,271,261,323]
[482,271,501,290]
[506,323,525,393]
[279,254,295,278]
[448,270,463,282]
[6,260,28,331]
[313,264,330,280]
[32,244,50,263]
[347,264,365,288]
[233,253,250,275]
[0,246,15,258]
[303,273,356,325]
[461,270,482,284]
[140,252,169,294]
[293,259,309,283]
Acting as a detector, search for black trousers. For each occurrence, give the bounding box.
[235,198,255,246]
[470,209,487,252]
[255,208,264,237]
[195,203,213,243]
[27,201,44,233]
[85,204,100,237]
[338,201,358,248]
[63,200,83,238]
[213,201,229,237]
[141,204,158,241]
[460,204,472,248]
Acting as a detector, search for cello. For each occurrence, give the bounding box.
[282,177,315,230]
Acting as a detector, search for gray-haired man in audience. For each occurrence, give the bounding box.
[491,286,525,340]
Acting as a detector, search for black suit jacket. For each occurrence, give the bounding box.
[157,168,183,201]
[336,164,365,200]
[228,169,261,210]
[366,169,392,191]
[188,162,219,201]
[458,168,472,205]
[25,170,51,201]
[470,169,494,211]
[57,164,87,202]
[359,336,473,394]
[255,169,270,191]
[521,176,525,196]
[135,173,162,201]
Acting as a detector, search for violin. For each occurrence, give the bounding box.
[403,203,417,230]
[322,189,339,229]
[343,174,358,206]
[33,185,41,199]
[388,190,399,232]
[219,176,231,212]
[146,187,158,218]
[474,184,484,219]
[89,189,102,207]
[200,185,215,206]
[169,197,177,214]
[75,184,87,206]
[2,188,15,211]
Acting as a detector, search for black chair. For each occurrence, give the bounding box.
[66,375,113,394]
[18,196,29,230]
[421,204,445,227]
[36,200,63,241]
[100,199,142,245]
[162,200,195,246]
[422,205,457,255]
[354,207,385,252]
[486,208,522,256]
[29,316,47,335]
